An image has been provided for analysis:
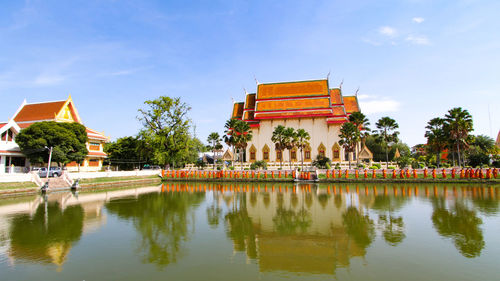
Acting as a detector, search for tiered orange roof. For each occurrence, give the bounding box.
[343,96,359,113]
[231,79,361,125]
[231,102,244,119]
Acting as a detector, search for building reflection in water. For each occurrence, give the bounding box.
[0,186,162,270]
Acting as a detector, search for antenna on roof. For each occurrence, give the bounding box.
[339,79,344,90]
[253,75,259,85]
[355,87,360,96]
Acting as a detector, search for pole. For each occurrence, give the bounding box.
[46,146,53,184]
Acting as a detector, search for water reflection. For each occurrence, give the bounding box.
[431,198,484,258]
[9,203,84,267]
[106,190,204,268]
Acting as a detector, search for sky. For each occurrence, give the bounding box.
[0,0,499,146]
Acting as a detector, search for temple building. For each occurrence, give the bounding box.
[231,79,372,166]
[0,96,109,173]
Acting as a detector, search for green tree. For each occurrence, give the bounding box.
[104,136,153,170]
[425,118,447,168]
[271,125,287,169]
[232,120,252,168]
[295,129,310,171]
[223,118,238,166]
[444,107,473,167]
[207,132,222,170]
[349,112,371,165]
[339,122,359,169]
[137,96,191,169]
[15,121,88,166]
[375,117,400,168]
[283,127,297,169]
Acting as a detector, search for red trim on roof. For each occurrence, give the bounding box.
[88,151,107,157]
[255,107,333,114]
[254,113,334,120]
[256,94,330,102]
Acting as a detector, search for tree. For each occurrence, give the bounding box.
[283,127,297,169]
[16,121,88,166]
[271,125,287,169]
[349,112,371,165]
[444,107,473,167]
[339,122,359,169]
[425,117,447,168]
[137,96,191,169]
[207,132,222,170]
[467,135,497,167]
[295,129,310,171]
[232,120,252,168]
[375,117,400,168]
[223,118,238,166]
[104,136,152,170]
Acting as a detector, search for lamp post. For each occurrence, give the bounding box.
[44,146,53,190]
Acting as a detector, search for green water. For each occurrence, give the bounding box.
[0,183,499,280]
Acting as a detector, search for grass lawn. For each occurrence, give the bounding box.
[79,175,161,184]
[0,181,38,190]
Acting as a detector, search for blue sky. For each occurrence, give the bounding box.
[1,0,499,146]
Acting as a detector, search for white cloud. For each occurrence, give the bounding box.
[361,38,381,46]
[359,96,400,114]
[33,73,66,85]
[412,17,425,24]
[406,35,430,45]
[379,26,397,37]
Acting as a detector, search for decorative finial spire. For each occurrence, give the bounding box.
[253,75,259,85]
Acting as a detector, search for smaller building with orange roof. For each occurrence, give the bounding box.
[0,96,110,173]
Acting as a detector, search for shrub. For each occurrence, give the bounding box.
[369,165,378,170]
[334,163,341,170]
[250,160,267,170]
[388,166,396,169]
[357,164,364,169]
[229,166,235,170]
[326,162,332,170]
[373,163,381,169]
[312,155,331,169]
[441,163,451,168]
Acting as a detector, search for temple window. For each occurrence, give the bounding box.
[305,150,311,160]
[318,143,326,157]
[262,144,270,161]
[276,150,282,161]
[249,145,256,161]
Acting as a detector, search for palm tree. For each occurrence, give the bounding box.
[444,107,473,167]
[349,112,371,166]
[295,129,310,171]
[425,117,447,168]
[207,132,221,170]
[375,117,399,168]
[271,125,287,169]
[283,127,297,169]
[339,122,360,169]
[223,118,238,166]
[232,120,253,169]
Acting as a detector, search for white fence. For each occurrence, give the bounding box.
[185,161,397,171]
[67,169,161,180]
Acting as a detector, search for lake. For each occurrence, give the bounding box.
[0,182,499,280]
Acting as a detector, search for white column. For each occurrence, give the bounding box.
[0,155,5,174]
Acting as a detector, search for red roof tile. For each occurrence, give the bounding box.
[343,96,360,113]
[14,101,66,122]
[330,89,343,104]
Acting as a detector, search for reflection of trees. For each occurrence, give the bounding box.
[206,205,222,229]
[431,199,484,258]
[334,195,342,209]
[225,193,257,259]
[106,192,204,268]
[371,194,408,246]
[470,196,499,216]
[317,194,329,209]
[272,208,312,235]
[9,203,84,266]
[342,207,375,249]
[378,215,405,246]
